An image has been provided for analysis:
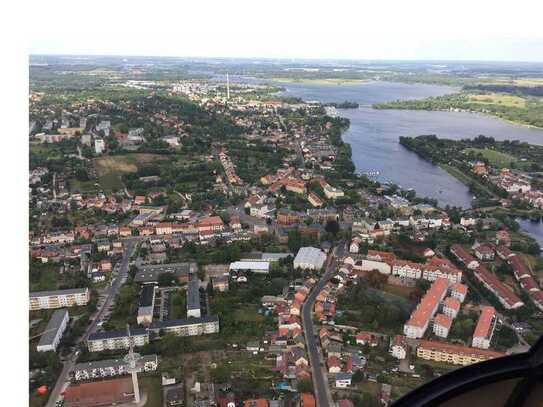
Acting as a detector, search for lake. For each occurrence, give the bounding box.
[515,218,543,254]
[278,81,543,208]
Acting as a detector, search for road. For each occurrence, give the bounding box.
[301,242,345,407]
[46,239,138,407]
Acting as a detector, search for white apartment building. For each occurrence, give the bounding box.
[472,306,497,350]
[151,316,220,337]
[30,288,90,311]
[87,328,149,352]
[392,261,422,279]
[433,313,452,338]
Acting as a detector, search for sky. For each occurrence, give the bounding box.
[28,0,543,62]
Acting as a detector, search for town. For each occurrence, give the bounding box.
[28,61,543,407]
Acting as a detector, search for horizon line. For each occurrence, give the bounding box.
[28,53,543,65]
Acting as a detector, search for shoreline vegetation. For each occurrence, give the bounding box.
[270,77,369,86]
[373,90,543,129]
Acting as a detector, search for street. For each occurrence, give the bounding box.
[45,239,138,407]
[301,242,345,406]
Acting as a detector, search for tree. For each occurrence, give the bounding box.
[366,270,387,290]
[325,220,340,236]
[352,369,364,383]
[297,378,314,393]
[288,229,302,252]
[158,272,177,287]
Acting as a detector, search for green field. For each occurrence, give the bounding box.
[93,153,167,192]
[140,376,162,407]
[469,93,526,108]
[463,147,529,169]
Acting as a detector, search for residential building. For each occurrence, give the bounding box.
[94,138,105,154]
[72,355,158,381]
[30,288,90,311]
[474,244,495,261]
[450,244,479,269]
[150,315,220,337]
[472,306,497,350]
[87,328,149,352]
[212,275,229,292]
[137,285,156,325]
[335,372,352,388]
[404,278,448,338]
[442,297,461,319]
[229,261,270,274]
[433,313,452,338]
[187,279,201,318]
[417,340,504,366]
[308,192,324,207]
[390,335,408,360]
[450,282,468,303]
[198,216,224,233]
[37,309,69,352]
[473,265,524,309]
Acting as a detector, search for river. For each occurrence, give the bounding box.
[277,80,543,208]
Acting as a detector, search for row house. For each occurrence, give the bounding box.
[473,265,524,309]
[450,244,480,270]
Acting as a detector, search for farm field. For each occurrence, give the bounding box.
[469,93,526,108]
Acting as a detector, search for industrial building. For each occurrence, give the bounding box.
[293,247,327,270]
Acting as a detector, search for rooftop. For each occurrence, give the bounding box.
[30,287,88,298]
[473,306,496,339]
[37,309,69,348]
[187,279,201,311]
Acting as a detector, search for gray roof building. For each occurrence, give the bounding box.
[37,309,69,352]
[134,262,196,284]
[186,279,201,318]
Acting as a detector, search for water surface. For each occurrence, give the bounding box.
[279,81,543,208]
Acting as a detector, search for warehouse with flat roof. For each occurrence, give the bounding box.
[293,247,327,270]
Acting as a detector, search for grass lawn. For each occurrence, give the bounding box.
[463,147,523,168]
[140,376,162,407]
[469,93,526,108]
[69,178,100,194]
[93,153,167,192]
[354,380,381,395]
[232,307,267,323]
